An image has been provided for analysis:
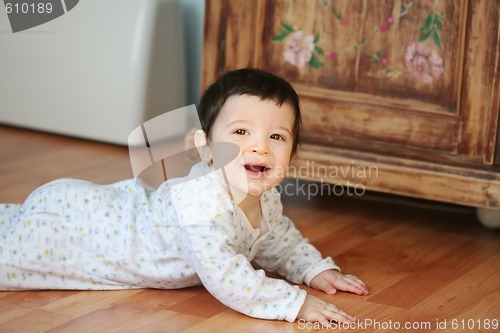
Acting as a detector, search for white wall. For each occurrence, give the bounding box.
[0,0,188,145]
[0,0,205,144]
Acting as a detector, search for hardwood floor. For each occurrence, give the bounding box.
[0,124,499,333]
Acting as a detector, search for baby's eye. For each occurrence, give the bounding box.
[270,133,285,141]
[234,129,248,135]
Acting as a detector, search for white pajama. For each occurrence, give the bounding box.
[0,162,339,322]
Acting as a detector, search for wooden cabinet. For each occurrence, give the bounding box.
[201,0,500,210]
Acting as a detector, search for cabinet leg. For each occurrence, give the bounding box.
[476,208,500,229]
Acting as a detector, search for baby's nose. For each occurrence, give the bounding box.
[250,138,270,155]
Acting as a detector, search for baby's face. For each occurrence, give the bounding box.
[209,94,295,198]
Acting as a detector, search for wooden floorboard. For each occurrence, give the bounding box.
[0,124,499,333]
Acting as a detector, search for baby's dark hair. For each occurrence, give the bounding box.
[198,68,302,157]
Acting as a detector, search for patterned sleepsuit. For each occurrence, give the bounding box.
[0,162,340,322]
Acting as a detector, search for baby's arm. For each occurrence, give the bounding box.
[179,220,307,322]
[254,195,369,324]
[254,192,368,295]
[253,214,340,285]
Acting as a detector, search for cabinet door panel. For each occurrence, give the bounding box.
[261,0,463,111]
[203,0,500,166]
[300,95,459,152]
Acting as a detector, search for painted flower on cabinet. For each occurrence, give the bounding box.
[272,0,446,85]
[405,42,444,84]
[283,30,315,68]
[273,22,324,68]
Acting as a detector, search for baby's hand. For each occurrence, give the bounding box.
[297,294,357,326]
[310,270,369,296]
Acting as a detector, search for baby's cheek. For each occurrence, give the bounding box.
[275,158,291,178]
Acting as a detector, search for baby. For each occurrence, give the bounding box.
[0,68,368,325]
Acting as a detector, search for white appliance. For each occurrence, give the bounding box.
[0,0,187,145]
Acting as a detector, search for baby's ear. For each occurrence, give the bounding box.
[194,130,212,163]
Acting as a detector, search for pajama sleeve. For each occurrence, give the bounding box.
[253,192,340,286]
[169,172,307,322]
[178,219,307,322]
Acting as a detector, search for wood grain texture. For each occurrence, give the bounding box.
[298,93,459,152]
[200,0,226,90]
[290,143,500,209]
[488,0,500,166]
[458,0,500,162]
[1,125,499,333]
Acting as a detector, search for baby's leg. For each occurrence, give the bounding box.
[0,203,21,233]
[0,210,68,290]
[0,211,133,290]
[0,204,26,289]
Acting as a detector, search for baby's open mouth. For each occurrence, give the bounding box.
[244,164,269,173]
